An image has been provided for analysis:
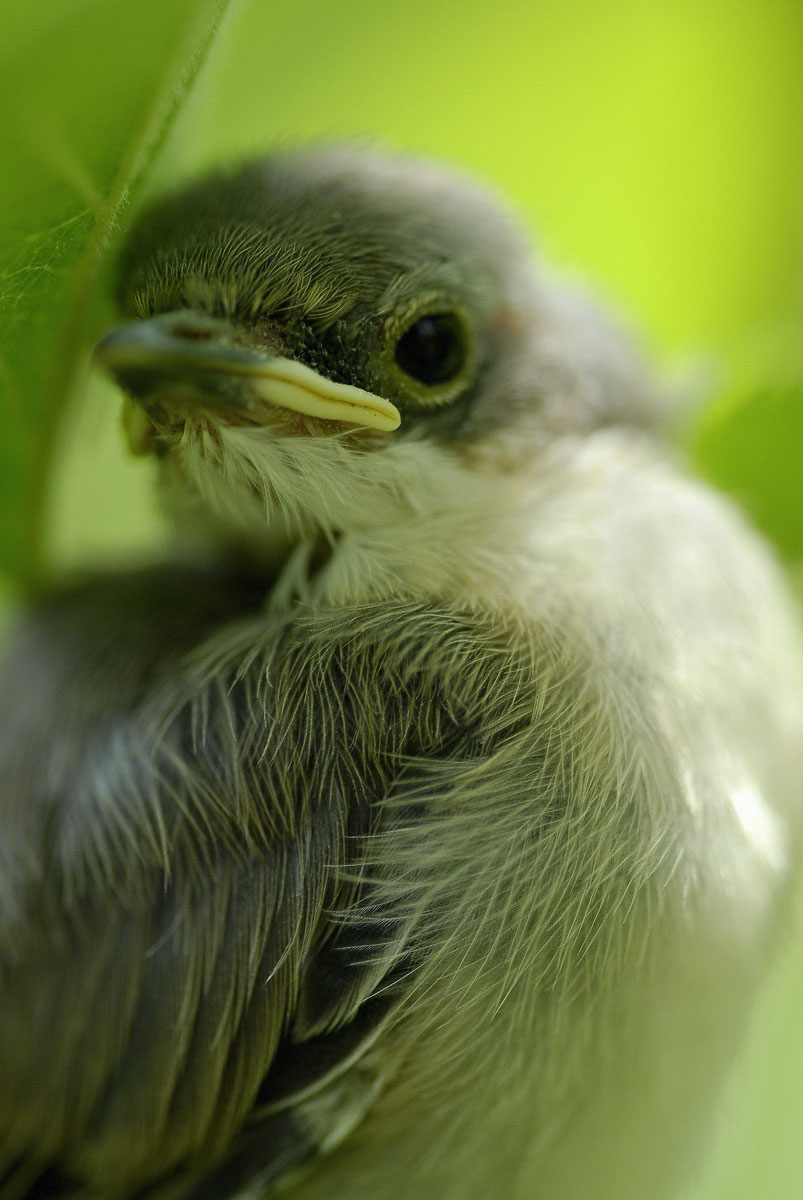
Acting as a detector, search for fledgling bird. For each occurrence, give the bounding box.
[0,144,802,1200]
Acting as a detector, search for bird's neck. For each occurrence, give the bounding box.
[161,430,530,614]
[268,466,530,617]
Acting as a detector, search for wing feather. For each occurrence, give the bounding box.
[0,567,400,1198]
[0,564,520,1199]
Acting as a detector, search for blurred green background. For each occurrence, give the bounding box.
[1,0,802,1196]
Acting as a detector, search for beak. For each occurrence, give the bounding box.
[93,312,401,439]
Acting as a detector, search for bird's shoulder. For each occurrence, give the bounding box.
[0,559,529,1200]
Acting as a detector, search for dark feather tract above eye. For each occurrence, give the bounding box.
[1,143,802,1200]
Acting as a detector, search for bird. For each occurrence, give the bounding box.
[0,143,802,1200]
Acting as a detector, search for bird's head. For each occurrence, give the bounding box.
[95,144,658,557]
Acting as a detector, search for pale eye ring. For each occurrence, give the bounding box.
[393,312,467,385]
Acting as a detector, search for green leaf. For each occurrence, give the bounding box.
[689,349,803,561]
[0,0,238,587]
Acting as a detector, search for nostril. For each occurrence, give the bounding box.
[171,322,215,341]
[160,312,231,342]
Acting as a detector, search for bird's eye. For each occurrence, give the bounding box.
[393,312,467,385]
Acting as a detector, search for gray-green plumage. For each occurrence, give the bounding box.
[1,145,802,1200]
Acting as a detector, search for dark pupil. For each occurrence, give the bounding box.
[393,313,465,385]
